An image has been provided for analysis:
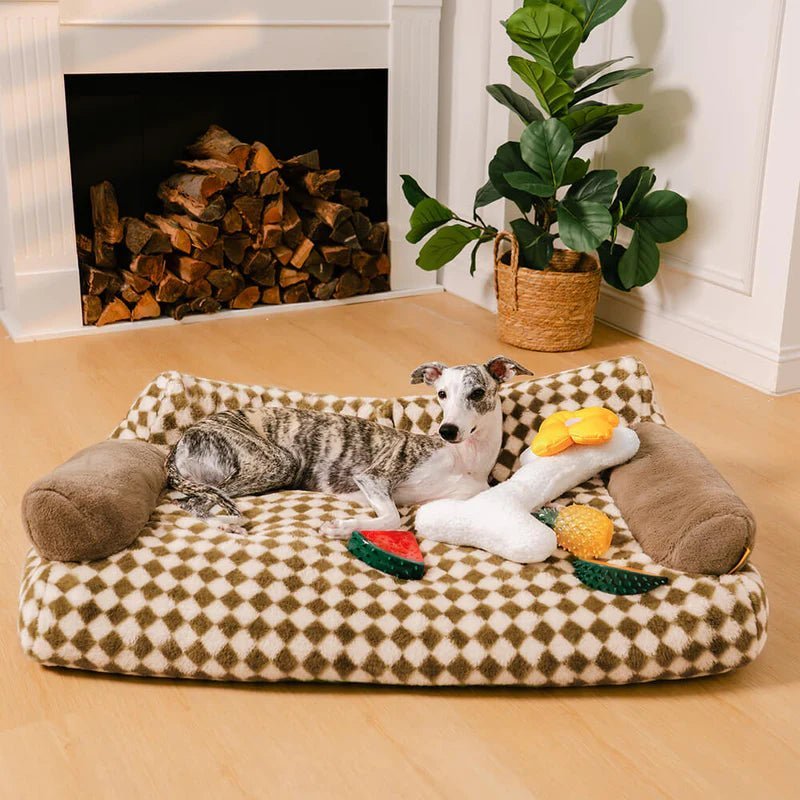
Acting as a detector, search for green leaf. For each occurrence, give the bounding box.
[519,118,574,195]
[572,67,652,103]
[624,189,688,243]
[561,101,643,131]
[596,240,629,291]
[618,225,660,287]
[406,198,455,244]
[506,4,582,78]
[416,225,481,271]
[562,157,589,185]
[616,166,656,215]
[486,83,544,125]
[474,179,503,216]
[572,115,618,150]
[400,174,429,208]
[569,57,631,88]
[578,0,628,40]
[488,141,534,213]
[510,218,555,269]
[509,57,575,115]
[505,171,554,197]
[556,197,612,251]
[566,169,618,204]
[524,0,586,25]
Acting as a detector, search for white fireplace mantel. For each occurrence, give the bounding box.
[0,0,443,340]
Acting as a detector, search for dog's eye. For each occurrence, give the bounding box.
[469,389,486,401]
[437,390,447,399]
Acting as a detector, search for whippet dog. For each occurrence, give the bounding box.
[166,356,531,537]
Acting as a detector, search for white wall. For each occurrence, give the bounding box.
[435,0,800,394]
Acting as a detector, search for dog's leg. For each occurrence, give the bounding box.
[320,473,401,540]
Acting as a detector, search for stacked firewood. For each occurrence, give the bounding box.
[78,125,390,326]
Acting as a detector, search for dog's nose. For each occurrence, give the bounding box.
[439,423,459,442]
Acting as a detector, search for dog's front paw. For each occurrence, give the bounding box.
[320,518,360,540]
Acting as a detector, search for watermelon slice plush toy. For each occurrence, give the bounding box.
[347,530,425,580]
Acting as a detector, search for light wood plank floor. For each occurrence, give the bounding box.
[1,293,797,799]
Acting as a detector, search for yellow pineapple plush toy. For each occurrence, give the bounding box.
[535,505,614,559]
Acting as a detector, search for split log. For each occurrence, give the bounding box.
[273,243,294,266]
[175,158,239,185]
[283,150,320,172]
[250,142,280,173]
[82,295,102,325]
[120,284,142,304]
[96,297,131,326]
[303,217,330,242]
[370,275,390,293]
[141,230,172,255]
[162,172,226,201]
[223,234,249,265]
[167,214,218,249]
[84,267,121,295]
[121,270,152,294]
[144,213,192,253]
[299,195,352,229]
[330,220,359,248]
[221,207,243,234]
[352,250,378,278]
[262,286,281,304]
[172,256,210,283]
[194,241,224,267]
[155,272,188,303]
[90,181,123,267]
[237,171,261,196]
[185,278,212,299]
[260,223,283,248]
[363,221,388,253]
[260,171,286,196]
[351,212,372,245]
[290,237,314,268]
[243,250,276,286]
[186,125,250,170]
[334,270,364,299]
[77,233,93,260]
[376,253,390,276]
[280,201,303,247]
[319,244,351,267]
[283,283,311,304]
[338,188,369,211]
[208,268,245,302]
[192,297,221,314]
[233,197,264,232]
[131,291,160,321]
[305,259,335,283]
[130,254,165,283]
[230,286,261,309]
[263,194,284,224]
[313,279,338,301]
[279,268,310,288]
[158,181,226,222]
[124,218,155,255]
[302,169,340,199]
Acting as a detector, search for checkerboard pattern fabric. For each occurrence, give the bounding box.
[18,357,767,686]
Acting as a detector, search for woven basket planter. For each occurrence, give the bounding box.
[494,231,601,352]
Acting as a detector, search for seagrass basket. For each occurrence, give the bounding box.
[494,231,601,352]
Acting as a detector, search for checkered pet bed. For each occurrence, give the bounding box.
[18,357,767,686]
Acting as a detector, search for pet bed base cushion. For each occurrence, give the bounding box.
[18,357,768,687]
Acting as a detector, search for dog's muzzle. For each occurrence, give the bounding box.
[439,423,460,442]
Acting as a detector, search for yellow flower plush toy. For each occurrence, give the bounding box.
[531,407,620,457]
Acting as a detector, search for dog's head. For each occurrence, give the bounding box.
[410,356,532,443]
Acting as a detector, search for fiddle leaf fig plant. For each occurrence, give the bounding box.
[401,0,688,291]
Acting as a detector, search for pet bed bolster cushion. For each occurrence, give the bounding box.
[607,422,756,575]
[21,440,167,562]
[18,357,768,687]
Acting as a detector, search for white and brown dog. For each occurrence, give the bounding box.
[166,356,531,537]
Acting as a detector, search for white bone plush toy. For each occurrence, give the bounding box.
[415,408,640,564]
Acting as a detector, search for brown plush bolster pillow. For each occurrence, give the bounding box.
[607,422,755,575]
[22,440,168,562]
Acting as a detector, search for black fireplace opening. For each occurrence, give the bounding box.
[64,69,390,324]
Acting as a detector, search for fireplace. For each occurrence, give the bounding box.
[66,69,390,325]
[0,1,442,340]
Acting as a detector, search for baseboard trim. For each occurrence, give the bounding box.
[596,290,798,395]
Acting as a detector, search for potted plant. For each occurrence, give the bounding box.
[401,0,688,352]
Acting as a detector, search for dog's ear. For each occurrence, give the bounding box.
[410,362,447,385]
[484,355,533,382]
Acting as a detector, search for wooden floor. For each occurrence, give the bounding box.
[1,293,797,799]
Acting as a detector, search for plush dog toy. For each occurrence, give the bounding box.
[415,410,640,564]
